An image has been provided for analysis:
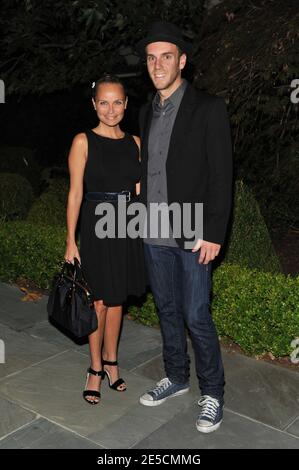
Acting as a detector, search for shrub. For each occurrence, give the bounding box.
[127,292,159,327]
[194,0,299,232]
[129,264,299,358]
[27,177,68,226]
[47,178,69,207]
[224,181,281,273]
[0,146,41,194]
[212,264,299,357]
[0,221,66,289]
[0,173,34,221]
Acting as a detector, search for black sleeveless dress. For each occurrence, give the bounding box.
[79,129,146,305]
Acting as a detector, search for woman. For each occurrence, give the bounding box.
[64,74,146,405]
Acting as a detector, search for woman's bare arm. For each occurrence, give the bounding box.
[64,133,87,262]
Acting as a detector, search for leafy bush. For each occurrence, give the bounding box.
[0,146,41,193]
[0,221,66,289]
[128,292,159,327]
[129,264,299,358]
[46,177,69,206]
[194,0,299,233]
[212,264,299,357]
[0,173,34,221]
[40,167,69,190]
[27,177,68,226]
[1,0,204,95]
[224,181,281,273]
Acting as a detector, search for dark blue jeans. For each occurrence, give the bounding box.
[144,244,225,400]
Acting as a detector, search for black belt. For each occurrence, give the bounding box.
[84,189,136,203]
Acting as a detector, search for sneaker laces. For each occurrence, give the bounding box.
[198,395,220,421]
[150,377,172,397]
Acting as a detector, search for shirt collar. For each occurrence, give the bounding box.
[152,79,187,111]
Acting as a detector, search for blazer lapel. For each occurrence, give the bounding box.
[166,83,198,167]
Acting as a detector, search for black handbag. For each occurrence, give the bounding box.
[47,258,98,338]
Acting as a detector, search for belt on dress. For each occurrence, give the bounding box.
[84,189,136,203]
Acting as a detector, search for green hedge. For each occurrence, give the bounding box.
[27,177,68,226]
[224,181,281,273]
[129,264,299,358]
[0,173,34,221]
[0,146,41,194]
[212,264,299,357]
[0,221,66,288]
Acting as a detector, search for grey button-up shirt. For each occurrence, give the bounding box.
[145,79,187,246]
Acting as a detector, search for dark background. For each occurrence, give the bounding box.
[0,0,298,274]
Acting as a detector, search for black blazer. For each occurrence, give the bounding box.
[139,82,233,249]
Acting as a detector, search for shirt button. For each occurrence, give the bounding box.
[162,112,165,116]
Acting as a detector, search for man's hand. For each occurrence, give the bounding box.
[192,239,221,264]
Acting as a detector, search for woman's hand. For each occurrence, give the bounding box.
[64,240,81,264]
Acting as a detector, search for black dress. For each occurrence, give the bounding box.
[79,129,146,305]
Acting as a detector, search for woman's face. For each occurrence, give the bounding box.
[92,83,127,127]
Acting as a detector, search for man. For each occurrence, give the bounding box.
[137,21,233,433]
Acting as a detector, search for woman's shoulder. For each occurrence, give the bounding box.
[72,132,88,147]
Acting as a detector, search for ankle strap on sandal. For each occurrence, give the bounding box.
[102,360,118,366]
[88,367,105,377]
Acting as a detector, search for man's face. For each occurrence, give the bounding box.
[146,42,186,92]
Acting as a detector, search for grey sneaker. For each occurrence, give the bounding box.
[139,377,190,406]
[196,395,223,433]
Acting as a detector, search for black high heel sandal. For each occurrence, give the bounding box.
[83,367,105,405]
[102,360,126,392]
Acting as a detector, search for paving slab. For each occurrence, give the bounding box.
[0,417,103,449]
[0,322,67,379]
[88,405,167,449]
[0,283,48,331]
[73,317,163,371]
[222,352,299,430]
[133,405,299,449]
[285,417,299,438]
[117,318,163,371]
[0,395,37,439]
[133,336,299,431]
[26,320,81,349]
[0,348,199,447]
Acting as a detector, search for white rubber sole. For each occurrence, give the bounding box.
[196,419,222,433]
[139,387,190,407]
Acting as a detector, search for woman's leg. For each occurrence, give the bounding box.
[102,305,126,391]
[85,300,107,402]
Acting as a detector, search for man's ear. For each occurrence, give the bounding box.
[179,53,187,71]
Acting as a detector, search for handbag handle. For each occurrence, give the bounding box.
[73,257,83,282]
[60,258,93,305]
[61,257,81,280]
